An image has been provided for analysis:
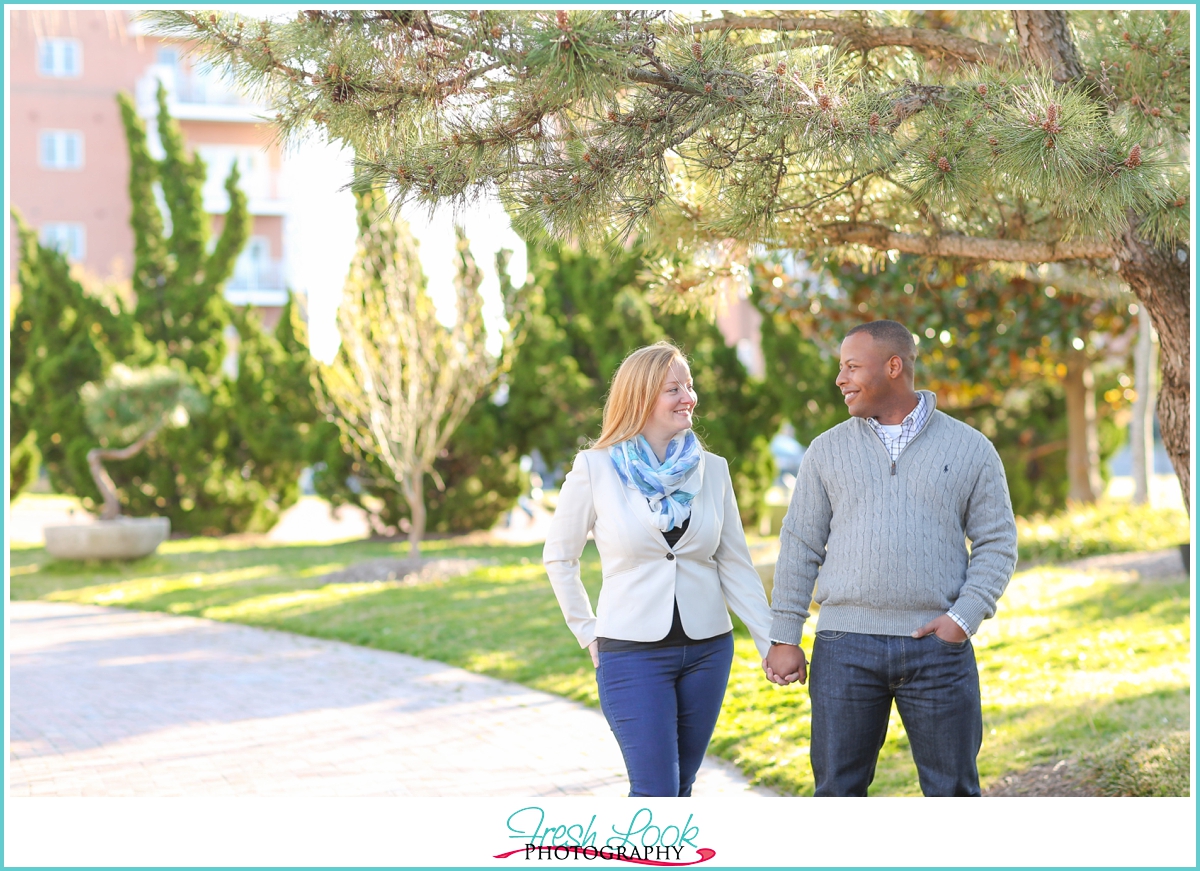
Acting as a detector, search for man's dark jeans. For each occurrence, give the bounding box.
[809,629,983,796]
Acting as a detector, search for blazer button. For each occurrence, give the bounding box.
[666,553,675,561]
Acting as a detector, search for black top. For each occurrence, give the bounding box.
[596,516,733,653]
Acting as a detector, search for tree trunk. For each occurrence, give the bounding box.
[1012,11,1083,83]
[86,425,162,521]
[406,469,426,560]
[1116,226,1191,514]
[1064,351,1103,504]
[1011,10,1191,514]
[1131,307,1155,506]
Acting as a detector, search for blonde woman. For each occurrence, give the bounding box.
[543,342,777,797]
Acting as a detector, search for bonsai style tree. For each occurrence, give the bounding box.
[80,365,206,521]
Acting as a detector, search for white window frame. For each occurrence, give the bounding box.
[38,130,85,170]
[40,223,86,261]
[37,38,82,78]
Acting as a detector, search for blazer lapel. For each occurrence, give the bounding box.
[615,462,671,549]
[671,452,706,551]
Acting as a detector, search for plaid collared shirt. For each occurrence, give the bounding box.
[865,392,931,463]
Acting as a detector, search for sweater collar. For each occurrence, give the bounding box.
[851,389,939,436]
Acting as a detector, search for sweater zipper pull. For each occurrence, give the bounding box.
[891,460,897,476]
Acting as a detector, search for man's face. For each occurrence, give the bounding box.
[836,332,898,419]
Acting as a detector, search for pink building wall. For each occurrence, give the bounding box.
[9,10,285,327]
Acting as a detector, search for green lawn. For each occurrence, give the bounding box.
[9,526,1191,796]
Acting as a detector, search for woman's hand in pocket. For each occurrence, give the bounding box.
[588,640,599,668]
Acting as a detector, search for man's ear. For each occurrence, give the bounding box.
[887,355,904,379]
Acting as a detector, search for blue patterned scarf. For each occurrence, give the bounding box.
[609,430,701,531]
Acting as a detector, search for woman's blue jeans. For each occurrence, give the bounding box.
[596,633,734,797]
[809,630,983,796]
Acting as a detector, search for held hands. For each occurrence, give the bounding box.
[911,614,969,643]
[762,643,807,686]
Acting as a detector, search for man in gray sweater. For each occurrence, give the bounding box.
[763,320,1017,796]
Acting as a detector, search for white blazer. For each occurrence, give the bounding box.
[543,447,773,659]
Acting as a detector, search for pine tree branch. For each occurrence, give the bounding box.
[692,14,1007,66]
[627,67,708,96]
[821,223,1114,262]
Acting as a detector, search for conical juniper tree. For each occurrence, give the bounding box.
[120,84,248,374]
[153,9,1192,511]
[108,85,267,531]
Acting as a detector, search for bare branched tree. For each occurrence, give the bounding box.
[317,190,495,557]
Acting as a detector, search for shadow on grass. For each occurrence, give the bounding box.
[10,538,547,600]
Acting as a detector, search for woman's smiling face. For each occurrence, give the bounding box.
[644,358,697,439]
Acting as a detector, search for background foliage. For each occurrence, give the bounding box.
[9,89,317,533]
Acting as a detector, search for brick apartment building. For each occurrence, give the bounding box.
[8,9,296,327]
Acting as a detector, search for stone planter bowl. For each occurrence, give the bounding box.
[43,516,170,561]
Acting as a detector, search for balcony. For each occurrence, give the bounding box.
[225,259,288,307]
[200,160,287,216]
[137,64,270,124]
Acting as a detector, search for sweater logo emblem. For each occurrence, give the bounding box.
[943,465,949,472]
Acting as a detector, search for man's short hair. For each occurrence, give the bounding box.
[845,320,917,374]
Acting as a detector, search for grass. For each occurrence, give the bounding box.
[9,521,1192,796]
[1080,730,1191,797]
[1017,500,1190,564]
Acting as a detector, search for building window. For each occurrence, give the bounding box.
[39,130,84,170]
[37,39,81,77]
[40,223,86,261]
[156,47,180,68]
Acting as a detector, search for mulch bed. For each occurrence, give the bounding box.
[320,557,494,586]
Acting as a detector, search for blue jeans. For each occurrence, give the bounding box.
[596,633,734,797]
[809,630,983,797]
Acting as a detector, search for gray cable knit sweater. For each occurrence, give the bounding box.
[769,391,1018,643]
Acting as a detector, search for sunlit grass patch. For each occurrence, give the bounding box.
[44,565,278,607]
[203,580,404,622]
[1017,500,1189,563]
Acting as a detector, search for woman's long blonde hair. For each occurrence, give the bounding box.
[593,342,692,450]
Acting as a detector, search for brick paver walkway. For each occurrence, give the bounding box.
[9,601,775,797]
